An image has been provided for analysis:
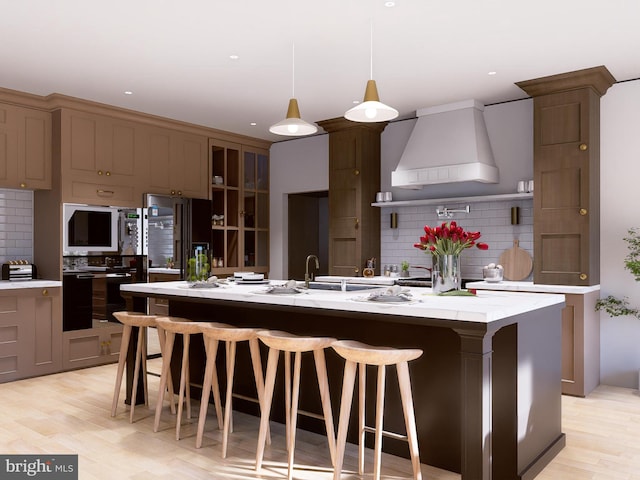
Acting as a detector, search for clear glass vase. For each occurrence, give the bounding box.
[432,254,461,294]
[186,249,210,283]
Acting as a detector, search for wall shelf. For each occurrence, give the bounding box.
[371,192,533,207]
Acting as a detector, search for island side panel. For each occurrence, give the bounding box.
[515,304,566,480]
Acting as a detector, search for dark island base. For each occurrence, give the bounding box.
[155,298,565,480]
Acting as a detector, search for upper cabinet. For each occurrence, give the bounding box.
[146,127,208,199]
[517,66,616,286]
[0,103,51,190]
[209,139,269,275]
[59,109,141,207]
[58,109,209,207]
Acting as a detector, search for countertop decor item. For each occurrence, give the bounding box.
[498,240,533,281]
[413,221,488,294]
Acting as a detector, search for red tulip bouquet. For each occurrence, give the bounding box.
[414,221,488,255]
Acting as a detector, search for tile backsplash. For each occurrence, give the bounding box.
[380,198,533,280]
[0,188,34,264]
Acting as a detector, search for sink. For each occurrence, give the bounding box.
[307,282,381,292]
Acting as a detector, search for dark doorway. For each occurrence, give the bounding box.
[288,191,329,280]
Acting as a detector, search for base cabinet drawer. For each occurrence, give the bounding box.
[0,287,62,383]
[62,324,122,370]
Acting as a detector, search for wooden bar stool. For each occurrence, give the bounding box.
[111,312,173,422]
[153,317,226,440]
[331,340,423,480]
[255,330,337,480]
[196,323,270,458]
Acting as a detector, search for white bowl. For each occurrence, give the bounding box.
[483,267,503,283]
[234,271,254,278]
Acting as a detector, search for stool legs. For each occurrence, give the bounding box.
[334,360,423,480]
[175,332,192,441]
[256,346,335,480]
[129,325,149,424]
[196,338,224,449]
[397,361,422,480]
[334,360,357,480]
[111,324,133,418]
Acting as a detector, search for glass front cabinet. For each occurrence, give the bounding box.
[209,139,269,276]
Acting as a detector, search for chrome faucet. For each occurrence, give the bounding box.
[305,255,319,288]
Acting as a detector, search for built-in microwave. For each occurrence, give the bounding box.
[63,204,120,254]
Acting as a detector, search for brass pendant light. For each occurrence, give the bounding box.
[345,20,398,123]
[269,44,318,136]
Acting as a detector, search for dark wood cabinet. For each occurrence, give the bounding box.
[517,66,615,285]
[317,118,386,276]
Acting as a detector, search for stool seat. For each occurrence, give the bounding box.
[111,312,163,423]
[332,340,424,480]
[154,317,228,440]
[331,340,423,366]
[256,329,335,352]
[255,330,337,480]
[196,323,269,458]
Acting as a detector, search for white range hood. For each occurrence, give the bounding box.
[392,99,499,188]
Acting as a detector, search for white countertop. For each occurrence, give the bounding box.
[121,280,565,325]
[314,275,395,285]
[0,280,62,290]
[465,281,600,294]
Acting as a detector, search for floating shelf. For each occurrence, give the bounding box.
[371,192,533,207]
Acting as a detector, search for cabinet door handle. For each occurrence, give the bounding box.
[354,218,359,229]
[354,268,359,274]
[177,190,182,196]
[170,190,176,195]
[579,143,588,151]
[579,208,588,216]
[20,182,26,188]
[97,189,114,196]
[579,273,587,280]
[106,171,111,176]
[42,289,48,296]
[354,169,360,176]
[97,170,103,175]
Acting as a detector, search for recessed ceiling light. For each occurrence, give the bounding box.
[384,1,396,7]
[488,71,497,76]
[250,122,257,126]
[124,91,133,95]
[352,100,360,104]
[229,55,239,60]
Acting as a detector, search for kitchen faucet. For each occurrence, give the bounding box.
[305,255,319,288]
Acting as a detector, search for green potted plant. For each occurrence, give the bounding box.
[596,228,640,319]
[400,260,410,277]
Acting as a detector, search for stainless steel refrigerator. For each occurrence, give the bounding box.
[143,193,211,279]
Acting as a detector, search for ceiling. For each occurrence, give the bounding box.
[2,1,639,143]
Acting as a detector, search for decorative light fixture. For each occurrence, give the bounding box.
[269,44,317,136]
[344,20,398,123]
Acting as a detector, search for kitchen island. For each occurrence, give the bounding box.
[121,281,566,480]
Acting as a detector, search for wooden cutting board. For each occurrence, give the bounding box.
[498,240,533,281]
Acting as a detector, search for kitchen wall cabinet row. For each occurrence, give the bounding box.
[0,103,51,190]
[58,109,209,207]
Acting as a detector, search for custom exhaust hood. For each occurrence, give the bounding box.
[392,99,499,188]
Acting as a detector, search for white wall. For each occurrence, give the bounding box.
[600,80,640,387]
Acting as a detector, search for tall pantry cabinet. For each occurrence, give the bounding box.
[517,66,616,286]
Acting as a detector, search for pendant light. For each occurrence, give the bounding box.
[345,20,398,123]
[269,44,318,136]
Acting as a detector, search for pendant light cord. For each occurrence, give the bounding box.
[291,43,295,98]
[369,19,373,80]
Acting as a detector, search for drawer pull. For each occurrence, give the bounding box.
[579,208,588,216]
[579,273,587,280]
[97,189,115,196]
[42,289,48,296]
[20,182,26,188]
[579,143,588,151]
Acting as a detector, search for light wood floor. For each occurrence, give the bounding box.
[1,362,640,480]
